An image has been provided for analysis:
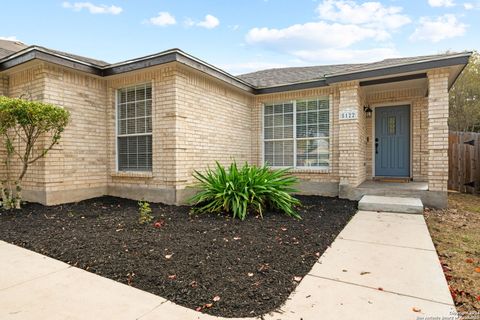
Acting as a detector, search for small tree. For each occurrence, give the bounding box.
[449,51,480,132]
[0,97,70,209]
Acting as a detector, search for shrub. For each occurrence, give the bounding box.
[189,162,301,220]
[138,200,153,224]
[0,97,70,209]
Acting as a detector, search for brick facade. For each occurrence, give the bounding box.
[338,82,366,187]
[0,60,452,207]
[427,70,450,194]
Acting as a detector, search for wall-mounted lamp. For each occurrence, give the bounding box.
[364,105,373,118]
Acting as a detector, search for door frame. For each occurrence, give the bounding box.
[371,102,413,179]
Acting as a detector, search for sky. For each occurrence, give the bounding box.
[0,0,478,75]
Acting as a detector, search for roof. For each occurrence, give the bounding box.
[0,39,28,60]
[237,64,362,88]
[237,52,471,88]
[0,39,472,94]
[36,46,110,67]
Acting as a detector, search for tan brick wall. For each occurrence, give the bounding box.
[174,65,254,187]
[338,82,366,187]
[0,59,451,205]
[0,75,8,96]
[365,87,428,181]
[427,69,450,192]
[106,63,178,194]
[1,62,47,198]
[252,87,340,184]
[40,63,108,202]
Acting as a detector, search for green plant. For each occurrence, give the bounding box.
[0,96,70,209]
[138,200,153,224]
[189,161,301,220]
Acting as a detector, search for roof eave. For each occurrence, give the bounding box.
[325,53,472,84]
[254,79,328,95]
[0,47,255,93]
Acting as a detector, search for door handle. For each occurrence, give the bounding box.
[375,143,379,154]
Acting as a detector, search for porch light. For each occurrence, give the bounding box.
[364,105,373,118]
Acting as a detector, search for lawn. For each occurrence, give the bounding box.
[425,192,480,313]
[0,195,357,317]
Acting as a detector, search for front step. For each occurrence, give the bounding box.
[358,195,424,214]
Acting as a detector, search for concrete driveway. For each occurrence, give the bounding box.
[0,210,456,320]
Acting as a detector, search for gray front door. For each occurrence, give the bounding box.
[375,105,410,177]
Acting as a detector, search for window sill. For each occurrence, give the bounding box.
[270,167,331,174]
[111,171,153,178]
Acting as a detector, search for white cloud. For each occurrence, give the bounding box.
[246,22,389,50]
[428,0,455,7]
[292,47,398,63]
[196,14,220,29]
[184,14,220,29]
[148,12,177,26]
[463,2,480,9]
[244,0,411,64]
[316,0,411,30]
[62,2,122,15]
[0,36,19,41]
[410,14,466,42]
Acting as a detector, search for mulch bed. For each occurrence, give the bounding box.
[0,195,357,317]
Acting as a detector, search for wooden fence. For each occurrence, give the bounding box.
[448,131,480,193]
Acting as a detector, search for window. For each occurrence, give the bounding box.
[117,84,152,171]
[263,98,329,168]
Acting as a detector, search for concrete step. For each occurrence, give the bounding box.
[358,195,424,214]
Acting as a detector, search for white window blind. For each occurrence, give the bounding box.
[117,84,152,171]
[263,98,329,168]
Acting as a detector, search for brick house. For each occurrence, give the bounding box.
[0,40,471,208]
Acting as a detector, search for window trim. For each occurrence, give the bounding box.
[261,96,331,170]
[115,82,153,173]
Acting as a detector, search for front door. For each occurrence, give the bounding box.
[375,105,410,177]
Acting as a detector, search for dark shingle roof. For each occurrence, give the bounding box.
[0,39,471,91]
[236,64,362,87]
[0,39,28,59]
[237,52,468,88]
[37,47,110,66]
[0,39,109,66]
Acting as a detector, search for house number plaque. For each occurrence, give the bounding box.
[340,110,358,120]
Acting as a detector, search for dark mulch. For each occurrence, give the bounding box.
[0,195,357,317]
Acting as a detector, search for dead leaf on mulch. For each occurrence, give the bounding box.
[466,258,474,263]
[213,296,221,302]
[475,267,480,273]
[168,275,177,280]
[165,254,173,259]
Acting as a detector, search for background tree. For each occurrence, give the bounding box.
[0,97,69,209]
[449,51,480,132]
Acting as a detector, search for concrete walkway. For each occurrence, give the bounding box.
[0,210,455,320]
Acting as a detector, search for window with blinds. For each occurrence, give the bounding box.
[263,98,329,168]
[117,84,152,171]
